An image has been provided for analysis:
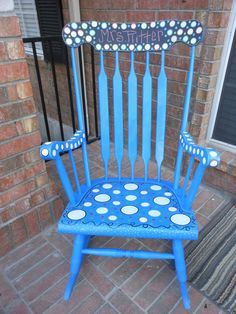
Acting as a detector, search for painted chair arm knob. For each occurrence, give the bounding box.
[40,130,85,161]
[180,131,220,167]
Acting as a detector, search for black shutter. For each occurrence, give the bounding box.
[213,30,236,146]
[35,0,65,63]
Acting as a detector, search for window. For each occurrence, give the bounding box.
[14,0,43,56]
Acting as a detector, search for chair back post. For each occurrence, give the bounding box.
[174,46,195,190]
[71,48,91,187]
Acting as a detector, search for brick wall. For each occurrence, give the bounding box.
[0,11,64,257]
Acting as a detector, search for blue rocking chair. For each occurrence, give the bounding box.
[40,20,220,309]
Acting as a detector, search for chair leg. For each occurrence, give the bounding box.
[172,239,190,310]
[64,234,89,301]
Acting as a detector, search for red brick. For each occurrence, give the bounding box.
[0,123,17,141]
[0,42,8,61]
[31,190,45,206]
[24,210,41,237]
[0,62,29,84]
[0,16,21,37]
[0,226,13,257]
[6,84,18,101]
[207,11,230,28]
[195,300,221,314]
[0,131,41,159]
[16,81,33,99]
[22,260,69,302]
[0,207,15,223]
[16,116,38,135]
[0,180,35,207]
[171,286,204,313]
[51,197,64,220]
[6,40,25,60]
[109,289,144,314]
[37,203,53,228]
[0,100,36,123]
[35,172,49,188]
[0,270,19,308]
[44,228,72,259]
[10,217,27,246]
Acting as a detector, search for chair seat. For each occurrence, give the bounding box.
[58,178,198,240]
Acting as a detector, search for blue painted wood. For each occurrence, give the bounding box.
[55,156,76,205]
[128,52,137,179]
[156,50,167,181]
[172,240,190,309]
[142,52,152,180]
[113,51,124,179]
[64,234,89,300]
[98,50,110,179]
[69,150,81,194]
[82,248,174,259]
[71,49,91,187]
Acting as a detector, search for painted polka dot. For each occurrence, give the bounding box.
[92,21,97,27]
[150,22,156,28]
[210,160,218,167]
[187,28,193,35]
[86,35,92,42]
[202,157,206,165]
[113,190,121,194]
[171,36,177,43]
[113,44,118,50]
[101,22,107,29]
[78,30,84,36]
[64,27,70,34]
[139,217,148,223]
[52,150,56,157]
[113,201,120,205]
[108,215,117,221]
[177,29,183,35]
[81,23,88,29]
[148,210,161,217]
[68,210,86,220]
[183,35,188,42]
[181,21,187,28]
[209,151,217,157]
[102,183,112,189]
[164,192,172,196]
[170,20,175,27]
[84,202,92,207]
[66,38,72,45]
[104,44,109,50]
[124,183,138,191]
[121,206,138,215]
[150,185,162,191]
[131,23,136,29]
[167,29,173,36]
[92,188,99,193]
[140,190,148,195]
[90,30,95,36]
[126,195,137,201]
[121,23,127,30]
[95,194,110,202]
[196,27,203,34]
[121,44,126,50]
[162,43,168,50]
[154,197,170,205]
[137,45,142,51]
[171,214,190,225]
[112,23,118,29]
[41,148,49,157]
[71,31,77,37]
[168,207,177,212]
[160,21,166,27]
[145,44,151,50]
[154,44,160,50]
[191,21,197,27]
[96,207,108,214]
[190,38,197,44]
[141,202,150,207]
[141,23,147,29]
[129,44,135,50]
[96,44,102,50]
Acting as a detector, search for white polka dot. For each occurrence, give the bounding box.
[129,44,135,50]
[121,206,138,215]
[121,44,126,50]
[113,201,120,205]
[108,215,117,221]
[121,23,127,30]
[181,21,187,28]
[148,210,161,217]
[160,21,165,27]
[202,157,206,165]
[168,207,177,212]
[210,160,218,167]
[68,210,86,220]
[137,45,142,51]
[96,44,102,50]
[126,195,137,201]
[196,27,202,34]
[183,36,188,42]
[81,23,88,29]
[104,44,109,50]
[64,27,70,34]
[96,207,108,214]
[66,38,72,45]
[141,23,147,29]
[154,44,160,50]
[112,23,118,29]
[41,148,49,157]
[191,21,197,27]
[52,150,56,157]
[61,144,64,149]
[78,30,84,36]
[71,31,77,37]
[150,22,156,28]
[187,28,193,35]
[191,38,197,44]
[177,29,183,35]
[201,151,204,157]
[113,190,121,194]
[164,192,172,196]
[113,44,118,50]
[145,44,151,50]
[167,29,173,36]
[139,217,148,223]
[170,20,175,27]
[171,36,177,43]
[86,35,92,42]
[154,197,170,205]
[209,151,217,157]
[140,190,148,195]
[141,202,150,207]
[101,22,107,29]
[92,188,99,193]
[84,202,92,207]
[162,43,168,50]
[95,194,110,202]
[131,23,136,29]
[171,214,190,225]
[124,183,138,191]
[92,21,98,27]
[102,183,112,189]
[71,23,77,29]
[150,185,162,191]
[90,30,95,36]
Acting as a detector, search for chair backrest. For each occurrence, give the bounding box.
[62,20,203,184]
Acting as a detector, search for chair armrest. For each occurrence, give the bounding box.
[180,131,220,167]
[40,130,85,161]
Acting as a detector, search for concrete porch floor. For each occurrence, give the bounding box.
[0,141,232,314]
